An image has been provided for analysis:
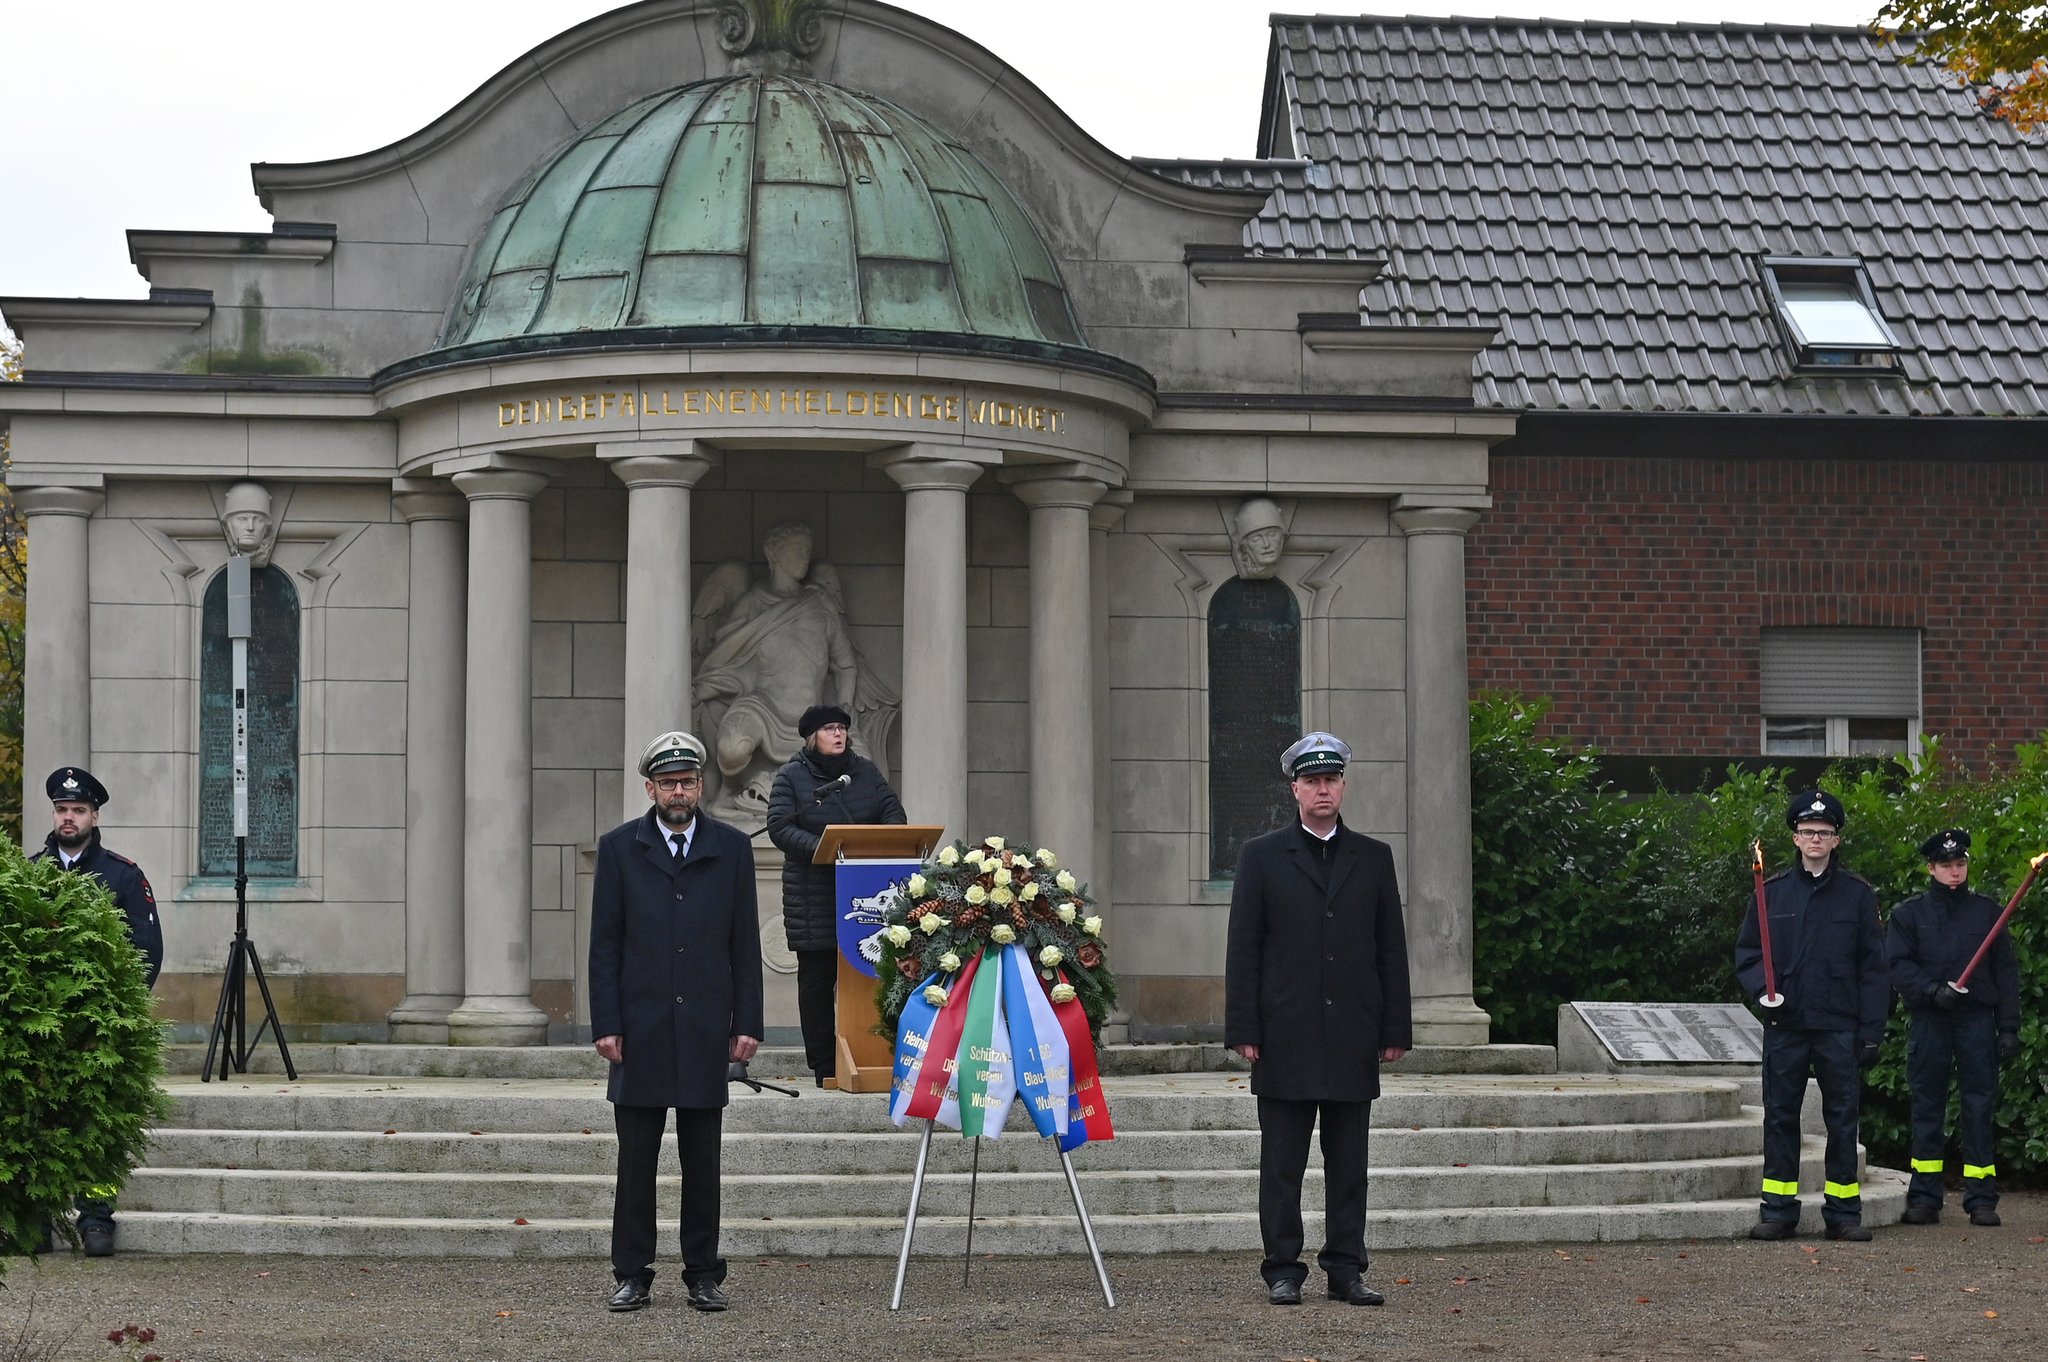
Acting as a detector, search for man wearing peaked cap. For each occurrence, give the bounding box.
[1226,730,1411,1307]
[31,766,163,1258]
[1887,828,2020,1228]
[589,729,763,1314]
[1736,789,1887,1242]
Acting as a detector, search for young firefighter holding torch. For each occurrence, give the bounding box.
[1735,790,1889,1242]
[1886,830,2029,1228]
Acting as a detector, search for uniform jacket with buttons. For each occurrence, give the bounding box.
[1224,820,1413,1102]
[588,807,765,1109]
[1734,858,1887,1044]
[1887,879,2020,1030]
[34,828,162,989]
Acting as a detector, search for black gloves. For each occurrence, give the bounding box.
[1999,1031,2022,1062]
[1932,982,1964,1010]
[1859,1040,1882,1070]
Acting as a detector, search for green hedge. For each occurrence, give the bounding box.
[1470,693,2048,1176]
[0,839,164,1275]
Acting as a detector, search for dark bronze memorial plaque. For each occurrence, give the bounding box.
[1207,577,1300,879]
[199,564,299,876]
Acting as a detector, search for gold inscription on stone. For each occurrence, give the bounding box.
[498,387,1065,434]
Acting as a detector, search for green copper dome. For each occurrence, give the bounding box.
[436,75,1086,352]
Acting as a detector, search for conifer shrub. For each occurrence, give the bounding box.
[0,840,164,1277]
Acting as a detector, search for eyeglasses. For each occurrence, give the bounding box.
[1792,828,1839,840]
[651,776,702,793]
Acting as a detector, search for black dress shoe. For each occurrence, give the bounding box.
[1824,1222,1873,1242]
[1328,1278,1385,1306]
[1899,1204,1940,1225]
[686,1280,729,1312]
[79,1224,115,1258]
[1267,1279,1303,1306]
[1970,1207,2001,1227]
[606,1279,651,1312]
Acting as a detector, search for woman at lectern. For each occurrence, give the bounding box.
[766,703,906,1087]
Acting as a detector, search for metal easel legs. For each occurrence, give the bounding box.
[888,1119,1116,1310]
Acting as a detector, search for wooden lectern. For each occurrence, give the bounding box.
[815,824,945,1093]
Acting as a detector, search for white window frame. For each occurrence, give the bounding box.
[1761,715,1923,758]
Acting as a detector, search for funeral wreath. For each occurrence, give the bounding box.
[872,836,1116,1039]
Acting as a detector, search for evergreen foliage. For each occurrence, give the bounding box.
[1471,694,2048,1175]
[0,840,165,1278]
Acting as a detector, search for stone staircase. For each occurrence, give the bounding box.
[115,1046,1904,1256]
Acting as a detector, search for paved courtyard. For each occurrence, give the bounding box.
[5,1193,2042,1361]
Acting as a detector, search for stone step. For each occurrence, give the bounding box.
[158,1042,1561,1080]
[158,1075,1743,1136]
[141,1116,1765,1177]
[125,1148,1823,1221]
[111,1165,1909,1259]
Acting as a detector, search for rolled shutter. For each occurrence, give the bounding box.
[1760,628,1919,717]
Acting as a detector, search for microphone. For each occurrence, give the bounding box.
[814,773,853,801]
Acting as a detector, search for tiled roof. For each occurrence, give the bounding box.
[1161,17,2048,417]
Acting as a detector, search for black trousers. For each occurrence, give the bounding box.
[796,948,839,1078]
[1256,1096,1372,1286]
[610,1104,724,1287]
[1758,1026,1862,1228]
[1906,1007,2000,1211]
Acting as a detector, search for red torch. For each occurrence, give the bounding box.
[1752,840,1782,1008]
[1950,850,2047,993]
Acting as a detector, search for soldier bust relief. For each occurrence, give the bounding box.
[1230,497,1288,580]
[220,480,279,568]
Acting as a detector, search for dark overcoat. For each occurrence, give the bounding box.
[1734,860,1888,1043]
[766,749,906,952]
[34,829,163,988]
[1224,822,1413,1102]
[588,808,765,1110]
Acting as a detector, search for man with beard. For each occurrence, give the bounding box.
[1887,828,2021,1228]
[589,731,763,1314]
[32,766,163,1257]
[1225,731,1412,1307]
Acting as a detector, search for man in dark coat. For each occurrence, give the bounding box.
[589,730,764,1314]
[1226,731,1412,1307]
[1887,828,2022,1228]
[1735,789,1888,1242]
[32,765,163,1258]
[766,702,905,1086]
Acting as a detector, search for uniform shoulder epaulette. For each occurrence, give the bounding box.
[104,850,136,867]
[1764,867,1794,884]
[1840,870,1873,887]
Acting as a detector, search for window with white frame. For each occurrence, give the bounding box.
[1760,627,1921,757]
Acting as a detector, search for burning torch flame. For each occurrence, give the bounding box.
[2033,851,2048,871]
[1753,839,1764,871]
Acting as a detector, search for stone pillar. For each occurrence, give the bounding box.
[447,462,553,1046]
[1392,504,1491,1046]
[1090,490,1133,1043]
[879,452,987,839]
[16,484,105,839]
[1010,474,1107,867]
[388,480,468,1042]
[608,443,716,823]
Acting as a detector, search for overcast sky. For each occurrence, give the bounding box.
[2,0,1883,329]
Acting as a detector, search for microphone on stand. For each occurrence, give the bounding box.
[756,772,854,838]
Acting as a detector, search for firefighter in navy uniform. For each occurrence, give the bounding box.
[1735,789,1888,1242]
[1887,828,2020,1228]
[32,766,164,1257]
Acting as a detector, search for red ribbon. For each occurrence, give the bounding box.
[1051,969,1115,1142]
[904,950,982,1122]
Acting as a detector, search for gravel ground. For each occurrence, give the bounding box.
[5,1194,2044,1362]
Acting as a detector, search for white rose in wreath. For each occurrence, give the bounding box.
[907,873,927,897]
[965,884,988,906]
[924,985,949,1006]
[1083,916,1103,936]
[1056,904,1076,924]
[937,846,961,867]
[939,951,962,973]
[985,836,1006,851]
[1021,882,1041,901]
[887,924,913,947]
[991,924,1016,945]
[1049,982,1077,1004]
[1035,848,1057,868]
[1055,870,1077,892]
[919,912,949,934]
[1039,945,1064,968]
[992,866,1012,887]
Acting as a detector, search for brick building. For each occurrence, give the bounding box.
[1176,17,2048,773]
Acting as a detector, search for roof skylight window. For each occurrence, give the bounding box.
[1759,257,1903,372]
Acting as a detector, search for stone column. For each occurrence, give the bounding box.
[16,484,105,839]
[1392,503,1491,1046]
[447,462,553,1046]
[879,452,987,839]
[1090,490,1133,1043]
[1010,474,1107,867]
[608,443,716,823]
[388,480,468,1042]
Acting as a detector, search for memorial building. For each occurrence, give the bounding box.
[0,1,1503,1045]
